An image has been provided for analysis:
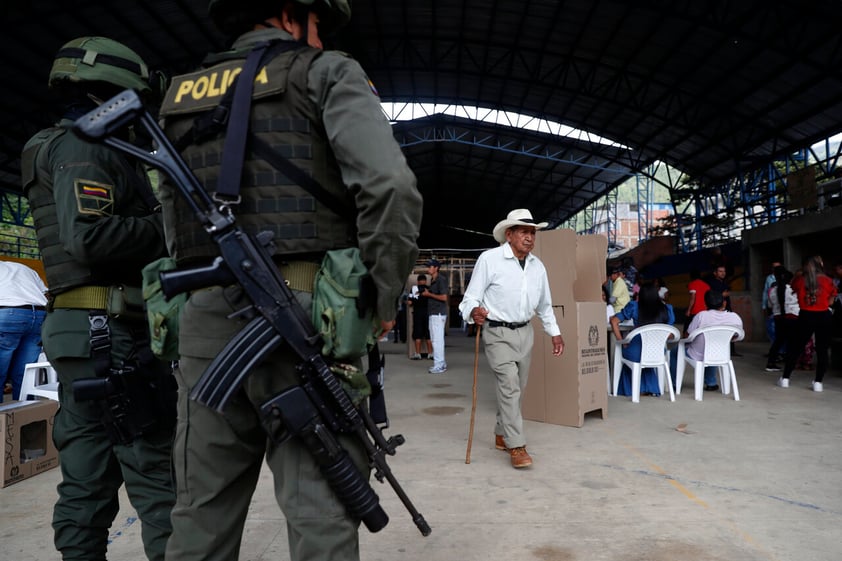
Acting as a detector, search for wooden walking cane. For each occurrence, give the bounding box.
[465,325,481,464]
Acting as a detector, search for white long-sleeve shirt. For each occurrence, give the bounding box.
[458,243,561,337]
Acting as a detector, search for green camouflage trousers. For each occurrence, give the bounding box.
[44,309,175,561]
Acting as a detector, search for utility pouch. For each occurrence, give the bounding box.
[106,285,146,321]
[142,257,186,361]
[312,248,380,361]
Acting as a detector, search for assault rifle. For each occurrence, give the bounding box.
[73,89,430,537]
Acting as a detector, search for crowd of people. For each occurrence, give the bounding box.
[401,249,841,402]
[601,253,840,396]
[766,256,839,392]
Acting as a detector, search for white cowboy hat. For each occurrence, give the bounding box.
[492,209,549,243]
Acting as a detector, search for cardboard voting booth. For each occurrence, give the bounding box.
[2,399,60,488]
[522,229,608,427]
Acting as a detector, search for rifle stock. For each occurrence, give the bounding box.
[72,89,431,537]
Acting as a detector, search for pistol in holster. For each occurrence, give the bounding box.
[72,364,176,445]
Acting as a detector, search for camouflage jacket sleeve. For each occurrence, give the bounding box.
[47,132,166,265]
[308,52,423,321]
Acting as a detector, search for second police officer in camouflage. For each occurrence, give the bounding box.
[21,38,176,561]
[157,1,423,560]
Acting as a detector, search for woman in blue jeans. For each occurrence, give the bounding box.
[610,282,676,396]
[0,261,48,399]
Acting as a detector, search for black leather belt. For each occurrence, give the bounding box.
[487,320,528,329]
[2,304,46,311]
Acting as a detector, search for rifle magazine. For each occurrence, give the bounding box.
[190,315,282,411]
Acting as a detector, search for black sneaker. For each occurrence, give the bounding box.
[765,364,781,372]
[704,384,719,391]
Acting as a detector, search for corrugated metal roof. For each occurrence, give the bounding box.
[2,0,841,248]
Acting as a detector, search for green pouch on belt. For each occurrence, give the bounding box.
[141,257,186,361]
[312,248,380,361]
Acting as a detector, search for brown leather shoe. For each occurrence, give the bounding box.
[495,434,507,451]
[510,446,532,468]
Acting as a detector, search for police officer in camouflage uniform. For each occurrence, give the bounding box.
[157,1,422,559]
[21,37,175,561]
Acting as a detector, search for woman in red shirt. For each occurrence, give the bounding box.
[777,256,838,392]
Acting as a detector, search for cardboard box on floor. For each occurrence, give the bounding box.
[2,399,59,488]
[523,229,608,428]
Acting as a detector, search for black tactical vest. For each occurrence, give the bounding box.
[20,127,86,292]
[159,42,354,265]
[21,124,163,293]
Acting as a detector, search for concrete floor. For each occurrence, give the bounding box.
[1,335,840,561]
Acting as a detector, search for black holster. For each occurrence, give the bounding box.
[72,363,177,445]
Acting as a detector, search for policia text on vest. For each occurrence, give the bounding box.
[72,88,431,537]
[170,61,270,105]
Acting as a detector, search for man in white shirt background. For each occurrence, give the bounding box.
[421,259,449,373]
[0,260,48,399]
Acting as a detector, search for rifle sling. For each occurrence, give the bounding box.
[217,42,269,200]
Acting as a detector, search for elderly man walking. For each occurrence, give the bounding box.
[459,209,564,469]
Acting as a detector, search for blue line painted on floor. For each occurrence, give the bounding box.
[108,516,138,545]
[599,463,840,516]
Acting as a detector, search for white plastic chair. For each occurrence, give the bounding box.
[612,323,680,403]
[676,325,745,401]
[19,352,59,401]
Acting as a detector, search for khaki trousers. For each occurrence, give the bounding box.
[482,323,534,449]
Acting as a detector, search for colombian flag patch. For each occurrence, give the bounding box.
[75,179,114,216]
[367,78,379,98]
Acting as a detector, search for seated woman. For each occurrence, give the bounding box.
[610,282,676,396]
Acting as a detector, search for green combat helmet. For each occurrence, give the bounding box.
[49,36,157,96]
[208,0,351,36]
